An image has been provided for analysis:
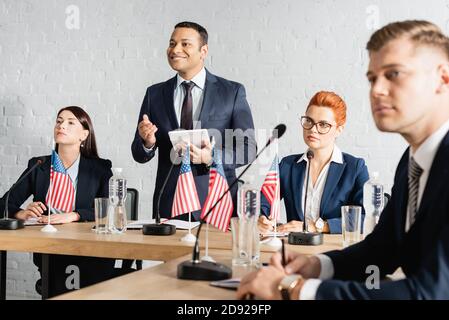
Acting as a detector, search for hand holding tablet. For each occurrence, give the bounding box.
[168,129,209,150]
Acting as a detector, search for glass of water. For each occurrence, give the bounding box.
[341,205,362,247]
[94,198,110,234]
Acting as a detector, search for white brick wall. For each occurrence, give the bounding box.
[1,0,447,299]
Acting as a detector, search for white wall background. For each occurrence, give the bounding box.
[1,0,447,299]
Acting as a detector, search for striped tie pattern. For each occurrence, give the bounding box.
[408,157,423,225]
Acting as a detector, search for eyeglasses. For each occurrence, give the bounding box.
[300,116,334,134]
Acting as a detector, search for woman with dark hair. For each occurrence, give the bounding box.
[8,106,109,224]
[0,106,119,297]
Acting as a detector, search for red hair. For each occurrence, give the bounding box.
[306,91,346,126]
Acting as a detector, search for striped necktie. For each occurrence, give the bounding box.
[408,156,423,226]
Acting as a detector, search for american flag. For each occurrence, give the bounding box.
[200,149,233,232]
[171,147,201,217]
[261,155,280,221]
[46,150,75,213]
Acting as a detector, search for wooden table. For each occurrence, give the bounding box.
[0,222,344,300]
[50,248,325,300]
[0,222,343,259]
[0,222,223,299]
[53,250,239,300]
[0,223,222,261]
[52,236,344,300]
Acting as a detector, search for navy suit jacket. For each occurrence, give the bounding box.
[317,130,449,299]
[0,155,112,221]
[261,153,369,233]
[131,69,256,219]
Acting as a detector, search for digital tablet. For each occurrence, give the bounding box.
[168,129,209,149]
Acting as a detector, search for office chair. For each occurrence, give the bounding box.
[384,192,391,206]
[121,188,142,271]
[126,188,139,221]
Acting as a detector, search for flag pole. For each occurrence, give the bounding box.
[188,211,192,235]
[264,149,281,247]
[41,150,57,233]
[201,220,215,262]
[200,137,216,262]
[180,211,196,243]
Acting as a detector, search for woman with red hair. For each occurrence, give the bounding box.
[259,91,369,234]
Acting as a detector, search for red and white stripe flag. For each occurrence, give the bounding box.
[171,147,201,217]
[200,149,233,232]
[46,150,75,213]
[261,155,280,221]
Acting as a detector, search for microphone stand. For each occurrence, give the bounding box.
[142,151,179,236]
[1,158,46,230]
[177,124,286,281]
[288,150,323,246]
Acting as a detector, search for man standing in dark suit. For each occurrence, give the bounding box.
[237,20,449,300]
[131,21,256,220]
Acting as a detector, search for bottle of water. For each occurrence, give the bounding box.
[108,168,128,234]
[363,171,384,238]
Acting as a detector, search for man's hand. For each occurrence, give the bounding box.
[270,251,321,279]
[277,220,304,233]
[190,139,212,165]
[39,212,80,224]
[138,114,158,148]
[236,265,285,300]
[15,202,47,220]
[258,215,274,234]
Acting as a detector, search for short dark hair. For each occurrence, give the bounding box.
[174,21,208,46]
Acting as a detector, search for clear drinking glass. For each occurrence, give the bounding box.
[232,183,261,268]
[341,205,362,247]
[231,217,251,267]
[94,198,110,234]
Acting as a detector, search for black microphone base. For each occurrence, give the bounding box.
[0,218,24,230]
[177,260,232,281]
[288,231,323,246]
[142,223,176,236]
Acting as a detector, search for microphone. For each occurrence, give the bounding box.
[177,124,287,281]
[0,157,47,230]
[264,124,286,148]
[288,150,323,246]
[303,150,314,232]
[142,150,181,236]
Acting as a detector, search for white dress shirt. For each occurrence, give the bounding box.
[405,118,449,232]
[298,145,343,224]
[143,68,206,153]
[299,119,449,300]
[173,67,206,127]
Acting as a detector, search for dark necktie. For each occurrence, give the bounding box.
[408,156,423,226]
[180,81,195,129]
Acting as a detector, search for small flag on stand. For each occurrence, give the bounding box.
[200,149,234,232]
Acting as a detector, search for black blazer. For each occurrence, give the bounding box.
[0,155,112,221]
[131,69,256,219]
[317,130,449,299]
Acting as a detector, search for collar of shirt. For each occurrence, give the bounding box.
[65,153,81,185]
[176,67,206,90]
[410,119,449,172]
[297,145,344,165]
